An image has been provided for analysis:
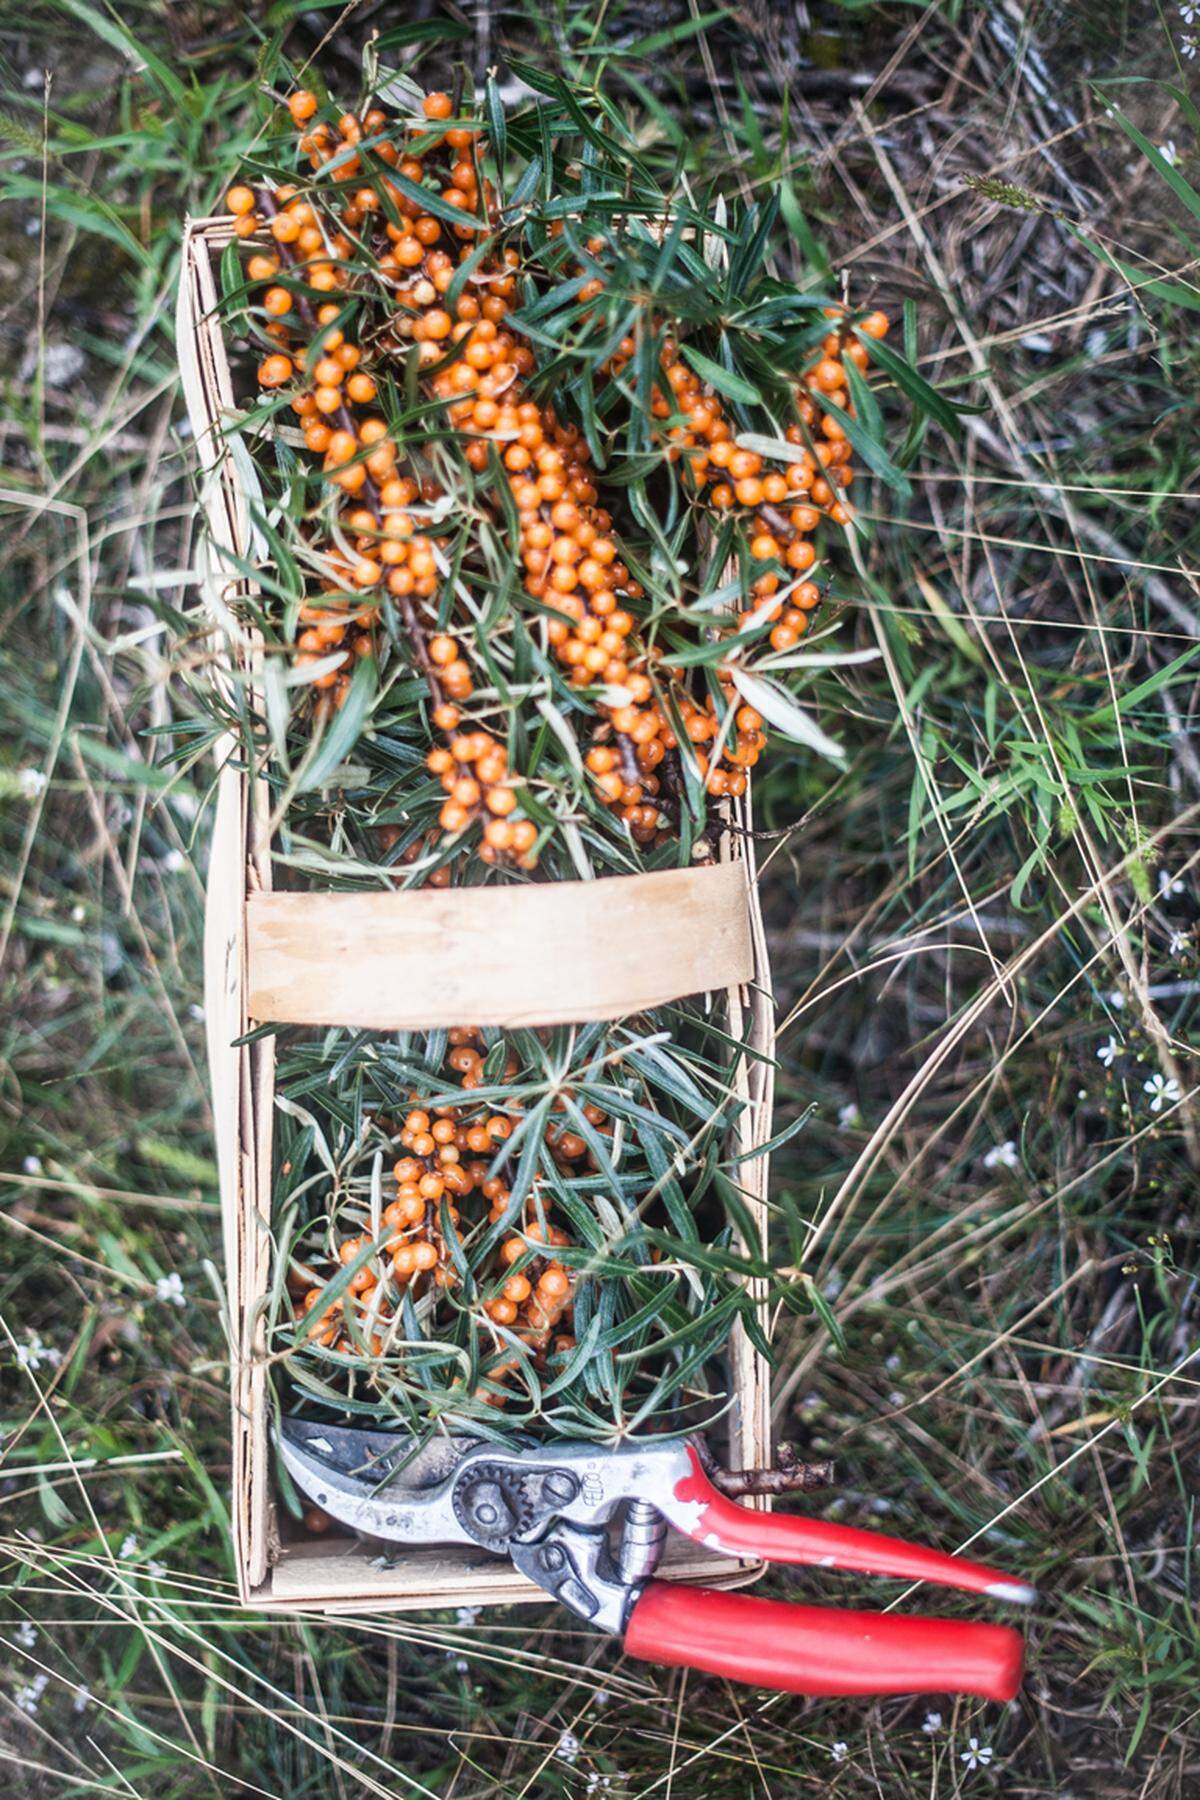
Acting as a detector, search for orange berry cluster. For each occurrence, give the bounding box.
[229,94,552,860]
[607,314,889,663]
[291,1029,617,1400]
[227,86,891,862]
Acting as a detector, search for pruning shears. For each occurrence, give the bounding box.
[280,1419,1033,1700]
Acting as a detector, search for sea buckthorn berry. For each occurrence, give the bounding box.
[423,91,453,120]
[257,354,294,388]
[289,90,319,125]
[485,785,517,817]
[226,185,256,216]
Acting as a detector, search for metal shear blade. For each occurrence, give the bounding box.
[279,1417,482,1546]
[278,1416,690,1554]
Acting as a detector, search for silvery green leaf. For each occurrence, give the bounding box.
[765,646,882,671]
[562,822,594,881]
[733,431,810,465]
[274,1095,335,1173]
[535,696,584,777]
[284,650,346,689]
[704,192,729,271]
[730,668,847,764]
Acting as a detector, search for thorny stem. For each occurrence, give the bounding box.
[255,183,445,702]
[614,731,640,786]
[254,186,384,516]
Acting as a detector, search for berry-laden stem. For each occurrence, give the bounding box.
[226,85,890,873]
[290,1031,605,1404]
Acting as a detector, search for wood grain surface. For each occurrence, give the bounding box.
[245,862,755,1029]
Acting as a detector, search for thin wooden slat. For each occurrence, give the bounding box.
[260,1528,749,1610]
[245,862,754,1030]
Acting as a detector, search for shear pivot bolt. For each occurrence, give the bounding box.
[542,1472,578,1505]
[463,1479,516,1537]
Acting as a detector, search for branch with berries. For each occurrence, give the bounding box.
[199,62,929,1444]
[219,78,894,884]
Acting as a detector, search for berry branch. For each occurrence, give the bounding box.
[209,67,913,1444]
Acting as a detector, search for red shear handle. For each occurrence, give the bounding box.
[624,1583,1024,1702]
[668,1448,1034,1603]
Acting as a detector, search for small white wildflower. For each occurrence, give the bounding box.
[148,1560,167,1580]
[14,1621,37,1648]
[1019,331,1055,353]
[72,1684,91,1713]
[922,1711,943,1734]
[1160,140,1179,167]
[70,903,86,922]
[591,1688,611,1707]
[960,1737,995,1770]
[822,1268,844,1300]
[1106,989,1126,1011]
[555,1731,581,1765]
[1180,1,1199,24]
[1159,869,1185,897]
[829,1741,849,1762]
[15,1673,48,1715]
[982,1140,1019,1171]
[1097,1037,1122,1068]
[154,1271,185,1307]
[32,341,85,387]
[16,767,47,800]
[161,849,187,874]
[1184,34,1199,58]
[21,1154,43,1175]
[15,1335,61,1371]
[188,1003,205,1023]
[455,1604,479,1626]
[837,1101,861,1129]
[584,1776,615,1795]
[119,1534,139,1559]
[1169,930,1190,956]
[885,1353,901,1371]
[1144,1073,1181,1113]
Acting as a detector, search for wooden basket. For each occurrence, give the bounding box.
[177,217,777,1614]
